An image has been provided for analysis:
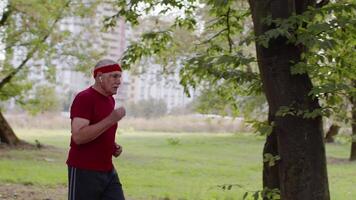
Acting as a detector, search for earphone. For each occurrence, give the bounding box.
[99,76,103,82]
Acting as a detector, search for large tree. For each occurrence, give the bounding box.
[248,1,330,199]
[263,1,356,161]
[110,0,355,199]
[0,0,102,145]
[301,3,356,161]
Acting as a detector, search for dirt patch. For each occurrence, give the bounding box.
[0,141,58,151]
[0,146,67,199]
[0,183,66,200]
[0,143,62,162]
[0,184,136,200]
[0,142,37,150]
[327,156,350,164]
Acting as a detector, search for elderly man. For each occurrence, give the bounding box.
[67,59,126,200]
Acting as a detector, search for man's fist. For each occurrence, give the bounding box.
[109,107,126,122]
[113,143,123,157]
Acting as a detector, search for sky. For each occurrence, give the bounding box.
[0,0,7,60]
[136,1,205,34]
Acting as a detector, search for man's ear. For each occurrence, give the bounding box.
[96,72,103,82]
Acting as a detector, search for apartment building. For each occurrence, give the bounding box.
[57,2,194,112]
[124,63,195,111]
[57,2,129,104]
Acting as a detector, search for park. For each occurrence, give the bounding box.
[1,0,356,200]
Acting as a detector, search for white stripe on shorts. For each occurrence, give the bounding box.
[69,167,77,200]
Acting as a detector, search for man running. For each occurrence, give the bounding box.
[67,59,126,200]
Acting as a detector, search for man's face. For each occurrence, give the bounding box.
[101,71,122,95]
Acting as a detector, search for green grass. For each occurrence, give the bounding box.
[0,129,355,200]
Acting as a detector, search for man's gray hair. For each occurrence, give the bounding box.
[94,59,117,69]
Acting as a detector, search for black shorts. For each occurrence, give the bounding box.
[68,166,125,200]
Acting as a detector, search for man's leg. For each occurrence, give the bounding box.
[101,170,125,200]
[68,166,103,200]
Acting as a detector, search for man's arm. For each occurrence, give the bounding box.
[71,107,126,145]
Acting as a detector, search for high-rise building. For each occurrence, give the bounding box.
[124,63,195,111]
[57,2,129,106]
[57,2,194,112]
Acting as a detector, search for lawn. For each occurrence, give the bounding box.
[0,129,354,200]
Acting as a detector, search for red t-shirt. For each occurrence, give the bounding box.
[66,87,118,171]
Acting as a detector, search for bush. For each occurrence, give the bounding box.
[126,99,167,118]
[5,113,250,133]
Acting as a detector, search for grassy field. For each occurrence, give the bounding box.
[0,129,355,200]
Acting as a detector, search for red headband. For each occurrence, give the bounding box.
[93,64,122,78]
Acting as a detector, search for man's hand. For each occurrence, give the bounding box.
[108,107,126,122]
[113,143,123,157]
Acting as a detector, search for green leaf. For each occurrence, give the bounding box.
[263,153,281,167]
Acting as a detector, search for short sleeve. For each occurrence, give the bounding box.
[70,93,93,120]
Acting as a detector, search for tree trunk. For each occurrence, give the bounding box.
[350,82,356,161]
[262,112,280,199]
[324,124,340,143]
[0,111,21,145]
[248,0,330,199]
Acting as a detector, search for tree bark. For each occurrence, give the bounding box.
[0,111,21,145]
[248,0,330,199]
[262,112,280,198]
[350,81,356,161]
[324,124,340,143]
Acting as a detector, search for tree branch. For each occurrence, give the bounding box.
[197,28,228,45]
[0,5,12,27]
[316,0,330,8]
[198,7,234,51]
[225,7,233,53]
[207,67,259,82]
[5,41,34,51]
[0,0,72,90]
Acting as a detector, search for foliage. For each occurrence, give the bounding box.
[248,120,273,136]
[0,69,32,102]
[107,2,356,195]
[126,98,167,118]
[193,88,238,116]
[166,137,180,145]
[0,0,103,113]
[110,0,356,123]
[168,101,195,115]
[263,153,280,167]
[258,1,356,124]
[217,183,281,200]
[111,0,263,118]
[19,85,61,115]
[242,187,280,200]
[194,87,267,118]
